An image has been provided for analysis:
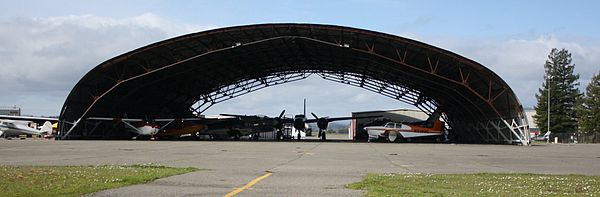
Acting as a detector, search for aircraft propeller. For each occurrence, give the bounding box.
[310,112,330,131]
[273,109,287,140]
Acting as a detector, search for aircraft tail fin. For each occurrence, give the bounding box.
[40,121,53,134]
[425,109,442,123]
[544,131,551,138]
[303,98,306,118]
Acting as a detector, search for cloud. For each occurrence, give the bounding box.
[0,13,211,115]
[422,35,600,108]
[2,14,599,117]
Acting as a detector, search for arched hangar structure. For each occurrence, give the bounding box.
[58,23,530,145]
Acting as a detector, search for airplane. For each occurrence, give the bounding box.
[220,111,317,141]
[531,131,551,142]
[218,110,291,140]
[363,110,445,142]
[222,99,381,141]
[200,118,276,140]
[307,112,381,140]
[286,99,382,140]
[86,116,233,140]
[0,115,58,139]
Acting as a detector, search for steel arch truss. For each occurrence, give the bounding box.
[58,23,529,145]
[189,70,442,121]
[190,71,313,114]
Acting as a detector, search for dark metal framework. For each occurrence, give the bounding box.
[58,23,529,144]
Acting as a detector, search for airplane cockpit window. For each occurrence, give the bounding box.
[384,122,395,128]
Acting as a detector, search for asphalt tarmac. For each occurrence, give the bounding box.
[1,139,599,196]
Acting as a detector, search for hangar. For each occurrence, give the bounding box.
[57,23,530,145]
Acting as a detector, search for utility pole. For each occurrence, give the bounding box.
[547,75,552,143]
[547,76,550,133]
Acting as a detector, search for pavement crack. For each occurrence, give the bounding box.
[368,143,412,171]
[268,142,322,171]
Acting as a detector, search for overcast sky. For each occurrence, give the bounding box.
[1,0,599,117]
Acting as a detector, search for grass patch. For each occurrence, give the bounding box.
[347,173,600,196]
[0,164,198,197]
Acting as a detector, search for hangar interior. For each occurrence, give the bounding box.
[58,23,530,145]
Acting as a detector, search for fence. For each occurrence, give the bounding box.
[549,132,600,143]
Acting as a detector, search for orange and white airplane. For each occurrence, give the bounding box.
[363,112,445,142]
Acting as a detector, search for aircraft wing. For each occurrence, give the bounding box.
[219,113,251,117]
[87,116,235,123]
[86,117,144,122]
[315,117,353,122]
[0,115,58,122]
[219,114,269,119]
[154,118,205,122]
[203,115,240,120]
[306,115,382,123]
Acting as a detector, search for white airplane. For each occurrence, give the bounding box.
[0,120,53,139]
[531,131,551,141]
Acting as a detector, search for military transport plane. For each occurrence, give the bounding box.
[284,99,381,140]
[364,111,445,142]
[223,110,380,141]
[218,110,290,140]
[199,115,277,140]
[0,115,57,139]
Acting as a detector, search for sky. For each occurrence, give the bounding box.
[0,0,599,117]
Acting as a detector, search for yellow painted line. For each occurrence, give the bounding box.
[223,171,273,197]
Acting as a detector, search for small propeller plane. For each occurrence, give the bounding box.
[363,111,445,142]
[0,115,58,139]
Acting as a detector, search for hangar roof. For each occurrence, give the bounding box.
[59,23,528,143]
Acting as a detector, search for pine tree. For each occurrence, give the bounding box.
[579,71,600,134]
[533,48,581,133]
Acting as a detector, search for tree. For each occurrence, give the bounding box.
[533,48,581,133]
[579,71,600,134]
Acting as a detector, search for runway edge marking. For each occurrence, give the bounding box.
[223,171,273,197]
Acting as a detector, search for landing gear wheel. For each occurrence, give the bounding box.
[276,130,282,141]
[297,132,301,141]
[233,132,241,141]
[321,132,327,141]
[388,131,398,143]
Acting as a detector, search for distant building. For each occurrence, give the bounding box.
[350,109,428,140]
[0,106,21,116]
[524,108,539,135]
